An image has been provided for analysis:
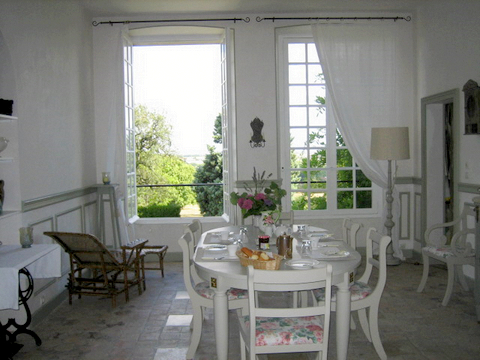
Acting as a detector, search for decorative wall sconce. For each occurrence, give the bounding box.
[250,117,266,148]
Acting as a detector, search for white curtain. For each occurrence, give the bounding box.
[311,22,413,260]
[93,24,128,188]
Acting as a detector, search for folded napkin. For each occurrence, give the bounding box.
[199,248,239,261]
[204,233,236,245]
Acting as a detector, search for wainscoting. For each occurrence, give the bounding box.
[0,185,99,326]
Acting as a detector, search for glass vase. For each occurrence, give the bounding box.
[252,215,262,229]
[19,227,33,248]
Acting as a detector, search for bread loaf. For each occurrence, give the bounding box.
[241,247,254,257]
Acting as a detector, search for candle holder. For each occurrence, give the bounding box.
[102,172,111,185]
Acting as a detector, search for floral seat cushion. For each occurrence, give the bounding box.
[242,315,325,346]
[423,245,475,259]
[194,282,248,300]
[313,281,372,302]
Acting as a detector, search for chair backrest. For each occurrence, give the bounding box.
[342,218,362,249]
[184,219,202,249]
[246,264,332,358]
[44,231,121,267]
[357,228,391,298]
[276,211,294,225]
[425,202,476,248]
[178,232,204,295]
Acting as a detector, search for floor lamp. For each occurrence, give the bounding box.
[370,127,410,266]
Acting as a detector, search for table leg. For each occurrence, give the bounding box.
[213,288,229,360]
[1,268,42,358]
[335,272,351,360]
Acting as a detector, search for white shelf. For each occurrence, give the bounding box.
[0,114,17,121]
[0,210,20,220]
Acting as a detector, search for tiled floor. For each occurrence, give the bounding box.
[11,260,480,360]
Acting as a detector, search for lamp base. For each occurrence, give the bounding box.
[386,253,402,266]
[386,242,402,266]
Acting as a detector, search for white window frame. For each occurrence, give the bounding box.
[123,35,138,221]
[124,26,236,224]
[277,26,379,219]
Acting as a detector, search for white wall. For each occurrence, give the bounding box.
[0,0,98,322]
[416,0,480,278]
[416,0,480,184]
[0,0,97,202]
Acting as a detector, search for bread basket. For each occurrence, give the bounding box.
[236,250,282,270]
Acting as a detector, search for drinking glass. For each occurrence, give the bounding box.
[300,239,312,258]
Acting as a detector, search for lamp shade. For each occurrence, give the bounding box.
[370,127,410,160]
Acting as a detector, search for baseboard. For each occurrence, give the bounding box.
[32,289,68,328]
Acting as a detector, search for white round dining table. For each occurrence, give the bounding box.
[194,225,361,360]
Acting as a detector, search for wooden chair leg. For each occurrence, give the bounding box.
[157,252,165,277]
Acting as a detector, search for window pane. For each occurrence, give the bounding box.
[289,85,307,105]
[307,43,319,62]
[311,170,327,189]
[308,85,325,105]
[356,170,372,187]
[310,149,326,168]
[308,64,323,83]
[337,170,352,188]
[291,171,307,189]
[291,149,306,168]
[309,128,327,147]
[290,107,307,126]
[288,43,306,62]
[336,130,345,147]
[292,191,308,210]
[311,193,327,210]
[337,149,352,167]
[289,64,306,84]
[309,107,326,126]
[290,128,308,147]
[357,191,372,208]
[337,191,353,209]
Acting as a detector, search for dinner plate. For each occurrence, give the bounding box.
[203,245,227,251]
[285,259,320,270]
[315,250,351,259]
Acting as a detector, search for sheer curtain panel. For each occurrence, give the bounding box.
[311,22,414,260]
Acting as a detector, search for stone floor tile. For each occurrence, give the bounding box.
[9,261,480,360]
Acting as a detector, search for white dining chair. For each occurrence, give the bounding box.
[237,264,333,360]
[178,232,248,360]
[342,218,362,250]
[184,219,202,250]
[276,210,294,225]
[314,227,391,360]
[416,203,476,306]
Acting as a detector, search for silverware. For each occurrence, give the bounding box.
[214,257,224,260]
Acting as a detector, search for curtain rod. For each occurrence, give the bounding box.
[92,17,250,26]
[256,16,411,22]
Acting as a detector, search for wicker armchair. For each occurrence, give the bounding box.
[44,231,147,308]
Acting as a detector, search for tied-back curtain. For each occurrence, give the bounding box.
[311,22,412,259]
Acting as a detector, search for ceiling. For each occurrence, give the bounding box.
[82,0,419,18]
